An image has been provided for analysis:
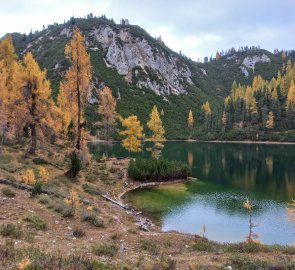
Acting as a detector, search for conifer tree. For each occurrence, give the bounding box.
[266,111,274,129]
[20,52,60,154]
[97,86,117,140]
[59,28,92,150]
[147,105,165,158]
[119,115,143,153]
[188,110,194,128]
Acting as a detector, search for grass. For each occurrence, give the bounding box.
[0,223,22,238]
[0,244,113,270]
[24,214,47,230]
[92,244,118,257]
[139,239,159,255]
[1,187,16,197]
[81,211,104,227]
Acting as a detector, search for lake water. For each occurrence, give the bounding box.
[90,141,295,245]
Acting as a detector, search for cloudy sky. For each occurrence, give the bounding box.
[1,0,294,60]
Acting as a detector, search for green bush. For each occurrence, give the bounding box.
[31,181,43,197]
[0,223,22,238]
[73,227,85,238]
[24,214,47,230]
[92,244,118,257]
[65,151,82,178]
[139,239,159,255]
[33,158,48,165]
[128,158,191,182]
[1,187,16,197]
[81,211,104,227]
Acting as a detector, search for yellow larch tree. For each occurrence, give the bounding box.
[20,52,61,154]
[0,36,23,146]
[202,101,212,129]
[97,86,117,140]
[188,109,194,127]
[0,61,9,151]
[147,105,165,158]
[287,83,295,110]
[119,115,143,153]
[266,111,274,130]
[59,27,92,150]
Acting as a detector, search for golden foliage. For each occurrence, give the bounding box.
[64,190,82,208]
[98,86,117,140]
[243,198,253,210]
[287,84,295,109]
[266,111,274,129]
[22,169,36,185]
[201,101,212,116]
[20,52,61,153]
[17,257,32,270]
[59,28,92,150]
[119,115,143,153]
[38,166,49,182]
[187,109,194,127]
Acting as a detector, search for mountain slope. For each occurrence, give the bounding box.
[8,16,294,139]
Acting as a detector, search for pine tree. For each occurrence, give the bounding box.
[59,28,92,150]
[119,115,143,153]
[97,86,117,140]
[147,105,165,158]
[20,52,60,154]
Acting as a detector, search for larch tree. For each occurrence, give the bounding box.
[119,115,143,153]
[58,27,92,150]
[201,101,212,130]
[20,52,60,154]
[266,111,274,130]
[187,109,194,127]
[0,36,22,145]
[97,86,117,140]
[147,105,165,158]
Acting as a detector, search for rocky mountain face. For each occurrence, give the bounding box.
[59,24,193,95]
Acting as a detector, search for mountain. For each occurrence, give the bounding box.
[8,16,295,139]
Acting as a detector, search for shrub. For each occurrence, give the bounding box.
[31,181,43,197]
[33,158,48,165]
[128,158,191,182]
[82,183,101,195]
[65,151,82,178]
[24,214,47,230]
[81,211,104,227]
[73,227,85,238]
[38,194,51,205]
[61,205,75,218]
[92,244,118,257]
[1,187,16,197]
[139,239,159,255]
[191,237,220,252]
[0,223,22,238]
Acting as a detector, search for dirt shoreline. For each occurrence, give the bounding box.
[91,139,295,145]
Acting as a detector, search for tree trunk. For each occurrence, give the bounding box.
[28,89,37,155]
[76,85,81,150]
[28,123,36,154]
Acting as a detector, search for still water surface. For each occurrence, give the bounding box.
[90,141,295,244]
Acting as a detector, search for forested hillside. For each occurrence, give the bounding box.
[6,15,295,140]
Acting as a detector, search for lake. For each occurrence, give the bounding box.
[90,141,295,245]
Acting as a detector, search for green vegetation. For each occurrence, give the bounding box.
[1,187,16,197]
[92,244,118,257]
[24,214,47,230]
[81,211,104,227]
[0,223,22,238]
[128,158,191,182]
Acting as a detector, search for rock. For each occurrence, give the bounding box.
[91,25,193,95]
[240,54,271,77]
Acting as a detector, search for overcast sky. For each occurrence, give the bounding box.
[1,0,294,60]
